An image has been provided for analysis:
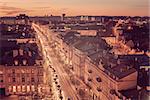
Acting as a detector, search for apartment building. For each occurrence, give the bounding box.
[0,16,44,96]
[47,28,137,100]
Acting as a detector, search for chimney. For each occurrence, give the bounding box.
[120,68,123,72]
[28,51,32,57]
[117,59,121,64]
[127,66,131,70]
[19,49,23,55]
[13,50,18,57]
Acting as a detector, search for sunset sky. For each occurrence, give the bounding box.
[0,0,149,16]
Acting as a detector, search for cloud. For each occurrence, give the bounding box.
[1,10,26,15]
[32,7,51,9]
[134,4,149,8]
[54,8,69,14]
[0,6,33,15]
[0,6,22,10]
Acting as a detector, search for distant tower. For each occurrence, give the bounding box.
[80,16,89,21]
[62,14,66,21]
[101,17,104,23]
[80,16,84,21]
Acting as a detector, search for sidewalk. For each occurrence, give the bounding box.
[51,47,92,100]
[0,95,19,100]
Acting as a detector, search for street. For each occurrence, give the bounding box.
[32,23,79,100]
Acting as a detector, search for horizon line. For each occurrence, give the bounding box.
[0,14,150,17]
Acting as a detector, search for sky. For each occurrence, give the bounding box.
[0,0,149,16]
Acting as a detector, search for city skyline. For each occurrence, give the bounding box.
[0,0,149,16]
[0,9,149,99]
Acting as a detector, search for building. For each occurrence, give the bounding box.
[61,14,66,21]
[0,16,44,97]
[0,17,16,25]
[33,16,150,99]
[42,26,138,99]
[0,47,43,96]
[16,14,30,25]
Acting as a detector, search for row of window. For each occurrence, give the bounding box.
[87,69,103,93]
[6,69,34,74]
[12,77,36,83]
[7,71,43,76]
[6,68,41,73]
[88,69,102,83]
[8,85,36,93]
[7,74,43,77]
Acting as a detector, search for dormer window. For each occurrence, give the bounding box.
[28,51,32,57]
[19,49,23,55]
[22,33,25,36]
[116,77,119,80]
[14,60,18,65]
[120,67,127,72]
[23,59,27,65]
[117,59,121,64]
[127,66,131,70]
[135,57,138,61]
[112,75,116,79]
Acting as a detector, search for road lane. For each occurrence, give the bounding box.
[32,23,79,100]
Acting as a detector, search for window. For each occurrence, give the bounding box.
[31,85,35,92]
[12,86,16,92]
[8,86,12,92]
[12,69,15,74]
[40,62,42,65]
[0,80,3,83]
[22,78,25,82]
[87,77,92,82]
[0,71,3,74]
[31,69,34,74]
[110,89,116,95]
[12,78,16,82]
[96,77,102,82]
[31,78,34,82]
[97,87,102,92]
[17,86,21,92]
[22,85,26,92]
[88,69,92,73]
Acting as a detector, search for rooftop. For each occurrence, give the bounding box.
[61,31,137,79]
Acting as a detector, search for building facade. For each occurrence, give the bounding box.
[40,25,137,100]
